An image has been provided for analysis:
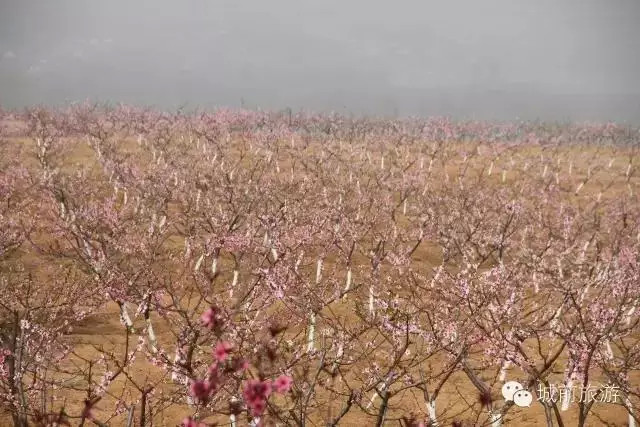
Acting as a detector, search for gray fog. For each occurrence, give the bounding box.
[1,0,639,122]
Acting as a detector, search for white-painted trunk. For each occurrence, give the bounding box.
[579,240,590,264]
[316,259,323,284]
[427,400,438,426]
[230,270,238,298]
[605,340,614,360]
[489,412,502,427]
[307,312,316,353]
[126,405,135,427]
[184,237,191,258]
[550,305,563,333]
[334,341,344,371]
[194,254,204,271]
[330,331,345,380]
[369,285,375,316]
[430,265,443,288]
[295,251,304,273]
[578,283,591,305]
[83,239,93,258]
[119,303,134,331]
[626,303,636,326]
[403,199,407,215]
[366,378,388,409]
[211,256,218,275]
[172,348,185,383]
[626,397,636,427]
[561,378,573,411]
[146,318,157,353]
[557,259,564,280]
[498,359,511,382]
[230,397,239,427]
[343,267,352,297]
[306,259,323,352]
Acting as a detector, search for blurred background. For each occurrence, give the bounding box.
[1,0,639,122]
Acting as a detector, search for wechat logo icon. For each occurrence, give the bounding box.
[502,381,533,408]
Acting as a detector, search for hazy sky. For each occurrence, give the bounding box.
[1,1,639,121]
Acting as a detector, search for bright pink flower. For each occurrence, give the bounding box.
[249,399,266,418]
[214,341,233,362]
[243,379,273,416]
[273,375,293,393]
[200,306,222,330]
[190,380,211,401]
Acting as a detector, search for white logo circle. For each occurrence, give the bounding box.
[513,390,533,407]
[501,381,523,401]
